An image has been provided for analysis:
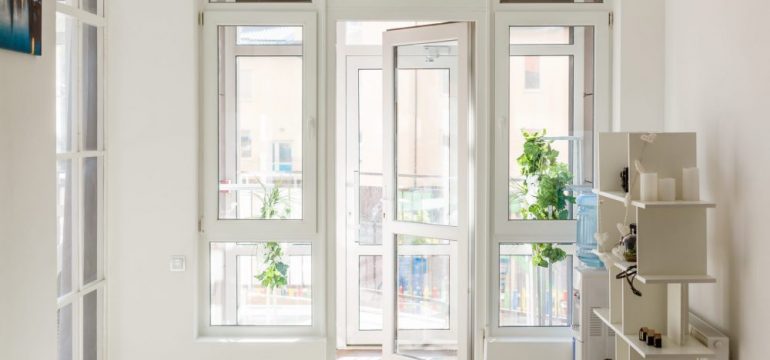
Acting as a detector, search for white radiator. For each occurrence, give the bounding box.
[689,313,729,360]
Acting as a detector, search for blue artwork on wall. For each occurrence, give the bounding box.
[0,0,42,56]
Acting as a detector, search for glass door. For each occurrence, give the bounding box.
[381,22,472,360]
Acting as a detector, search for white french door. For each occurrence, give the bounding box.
[381,22,472,360]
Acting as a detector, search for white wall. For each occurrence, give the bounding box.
[665,0,770,359]
[0,1,58,359]
[106,1,325,359]
[612,0,666,132]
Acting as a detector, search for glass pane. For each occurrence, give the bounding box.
[499,244,572,327]
[57,304,73,360]
[218,26,303,220]
[211,0,310,3]
[509,27,571,45]
[395,41,458,226]
[359,255,383,330]
[57,160,73,297]
[508,25,595,220]
[56,14,76,153]
[83,0,99,14]
[502,0,602,3]
[344,22,436,46]
[210,242,312,326]
[358,69,383,245]
[83,157,101,284]
[83,24,99,151]
[396,235,456,359]
[236,26,302,46]
[83,291,98,360]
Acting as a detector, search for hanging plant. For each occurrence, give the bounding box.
[516,129,575,267]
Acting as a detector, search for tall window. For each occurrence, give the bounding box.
[201,12,319,337]
[494,13,610,336]
[56,1,106,359]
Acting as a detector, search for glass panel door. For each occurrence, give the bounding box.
[382,22,471,360]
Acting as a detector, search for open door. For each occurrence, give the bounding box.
[381,22,472,360]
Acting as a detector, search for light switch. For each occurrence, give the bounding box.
[170,255,186,272]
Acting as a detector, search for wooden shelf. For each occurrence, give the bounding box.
[594,308,715,359]
[594,190,716,209]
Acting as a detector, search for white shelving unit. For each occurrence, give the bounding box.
[593,132,717,359]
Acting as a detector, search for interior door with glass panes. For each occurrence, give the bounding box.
[381,22,471,360]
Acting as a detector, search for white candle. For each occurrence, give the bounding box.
[640,172,659,202]
[658,178,676,201]
[682,167,700,201]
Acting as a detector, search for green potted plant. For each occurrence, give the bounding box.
[515,129,575,267]
[256,182,291,306]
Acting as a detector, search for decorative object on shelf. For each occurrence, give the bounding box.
[640,172,659,201]
[595,232,614,253]
[577,193,603,268]
[682,167,700,201]
[647,330,656,346]
[658,178,676,201]
[615,265,642,296]
[620,166,629,193]
[655,333,663,348]
[0,0,42,55]
[515,129,574,267]
[622,224,638,262]
[639,327,649,342]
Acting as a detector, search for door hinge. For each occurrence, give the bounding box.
[609,12,614,29]
[198,217,204,233]
[198,12,204,26]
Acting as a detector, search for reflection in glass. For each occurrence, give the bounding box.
[56,14,76,153]
[58,304,73,360]
[395,41,458,226]
[499,244,572,327]
[83,291,98,360]
[396,235,456,359]
[358,69,384,245]
[359,255,383,330]
[83,24,99,151]
[57,160,73,297]
[210,242,312,326]
[83,157,101,285]
[218,26,304,220]
[509,27,571,45]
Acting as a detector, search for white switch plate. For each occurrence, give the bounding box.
[170,255,186,272]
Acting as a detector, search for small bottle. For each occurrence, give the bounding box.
[655,333,663,348]
[623,224,638,251]
[639,327,648,341]
[646,329,656,346]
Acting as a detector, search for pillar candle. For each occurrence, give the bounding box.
[682,167,700,201]
[658,178,676,201]
[640,172,658,201]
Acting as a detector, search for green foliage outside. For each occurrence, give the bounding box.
[515,130,575,268]
[256,182,290,289]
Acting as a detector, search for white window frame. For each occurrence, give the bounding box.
[491,11,610,338]
[56,1,108,360]
[199,10,324,338]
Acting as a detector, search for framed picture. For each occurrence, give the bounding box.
[0,0,43,56]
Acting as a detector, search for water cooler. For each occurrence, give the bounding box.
[573,266,614,360]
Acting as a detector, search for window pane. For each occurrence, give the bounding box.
[211,0,310,3]
[502,0,602,3]
[83,157,101,285]
[58,305,73,360]
[344,22,437,46]
[210,242,312,326]
[359,255,383,330]
[82,0,99,14]
[56,14,76,153]
[510,27,571,45]
[83,291,98,360]
[218,25,303,220]
[57,160,73,297]
[83,24,100,151]
[358,69,383,245]
[508,25,595,220]
[499,244,572,327]
[396,235,456,359]
[396,41,458,226]
[236,26,302,46]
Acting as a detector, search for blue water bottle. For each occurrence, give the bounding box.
[576,193,602,268]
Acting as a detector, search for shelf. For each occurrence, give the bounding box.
[594,308,715,359]
[593,250,716,284]
[594,190,716,209]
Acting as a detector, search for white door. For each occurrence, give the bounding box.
[381,22,472,360]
